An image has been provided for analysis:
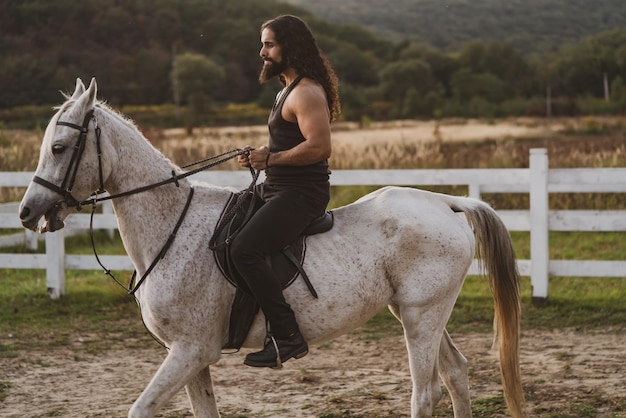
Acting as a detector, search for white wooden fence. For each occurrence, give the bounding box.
[1,148,625,300]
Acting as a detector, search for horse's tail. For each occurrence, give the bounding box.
[448,197,527,418]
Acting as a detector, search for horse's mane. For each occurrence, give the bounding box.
[95,100,143,135]
[98,102,181,171]
[48,94,143,141]
[42,95,181,178]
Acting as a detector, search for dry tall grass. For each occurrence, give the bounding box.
[2,117,625,207]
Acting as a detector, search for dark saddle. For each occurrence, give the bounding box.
[209,189,333,350]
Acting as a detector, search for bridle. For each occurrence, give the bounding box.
[31,107,257,296]
[32,109,104,210]
[33,107,255,210]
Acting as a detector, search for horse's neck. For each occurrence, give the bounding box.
[102,112,190,260]
[104,118,178,197]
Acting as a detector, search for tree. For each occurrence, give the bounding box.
[328,42,379,86]
[458,41,532,96]
[338,83,369,121]
[548,29,626,99]
[399,43,458,97]
[611,76,626,105]
[172,53,225,128]
[451,68,510,103]
[379,59,432,102]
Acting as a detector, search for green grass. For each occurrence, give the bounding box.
[453,275,626,332]
[510,230,626,261]
[0,270,147,355]
[466,394,507,416]
[1,228,625,348]
[0,382,11,402]
[0,231,151,355]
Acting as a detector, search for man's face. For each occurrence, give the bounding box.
[259,28,286,83]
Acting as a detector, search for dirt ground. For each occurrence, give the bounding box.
[1,328,625,418]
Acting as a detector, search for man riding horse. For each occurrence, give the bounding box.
[234,15,340,368]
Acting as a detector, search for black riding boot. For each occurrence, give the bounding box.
[244,329,308,368]
[232,247,309,368]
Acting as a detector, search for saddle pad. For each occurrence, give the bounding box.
[211,191,307,291]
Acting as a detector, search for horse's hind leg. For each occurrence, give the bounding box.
[389,304,445,417]
[397,304,447,418]
[390,304,472,418]
[184,365,220,417]
[438,330,472,418]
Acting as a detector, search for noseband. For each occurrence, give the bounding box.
[32,108,105,209]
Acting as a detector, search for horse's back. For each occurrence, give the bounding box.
[336,186,475,243]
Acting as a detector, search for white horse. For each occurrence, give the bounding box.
[19,78,526,418]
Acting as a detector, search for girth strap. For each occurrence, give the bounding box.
[282,247,318,298]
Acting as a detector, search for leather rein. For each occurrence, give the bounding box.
[33,107,256,295]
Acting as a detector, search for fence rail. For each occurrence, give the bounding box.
[1,148,625,299]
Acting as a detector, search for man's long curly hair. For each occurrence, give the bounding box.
[261,15,341,121]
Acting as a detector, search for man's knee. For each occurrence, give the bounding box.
[230,238,259,264]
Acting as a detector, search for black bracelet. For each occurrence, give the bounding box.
[265,152,271,168]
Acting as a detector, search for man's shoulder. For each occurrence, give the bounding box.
[291,78,326,103]
[297,77,323,91]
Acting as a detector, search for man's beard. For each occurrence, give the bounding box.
[259,58,287,83]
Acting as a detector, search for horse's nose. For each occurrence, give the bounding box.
[19,206,30,220]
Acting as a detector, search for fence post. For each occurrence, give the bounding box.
[24,229,38,251]
[102,200,115,240]
[529,148,549,300]
[468,183,481,200]
[46,230,66,299]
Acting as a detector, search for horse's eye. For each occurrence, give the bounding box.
[52,144,65,154]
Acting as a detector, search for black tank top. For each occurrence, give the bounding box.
[266,76,330,188]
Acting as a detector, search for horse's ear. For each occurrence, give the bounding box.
[70,78,86,100]
[74,77,98,112]
[85,78,98,106]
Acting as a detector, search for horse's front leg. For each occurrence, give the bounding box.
[185,365,221,417]
[128,344,220,418]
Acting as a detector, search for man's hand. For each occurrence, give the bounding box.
[248,146,271,170]
[237,146,253,168]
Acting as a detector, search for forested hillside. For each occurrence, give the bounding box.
[1,0,625,126]
[0,0,316,106]
[282,0,626,54]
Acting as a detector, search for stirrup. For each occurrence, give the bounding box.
[268,334,283,369]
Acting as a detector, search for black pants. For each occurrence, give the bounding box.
[230,183,328,339]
